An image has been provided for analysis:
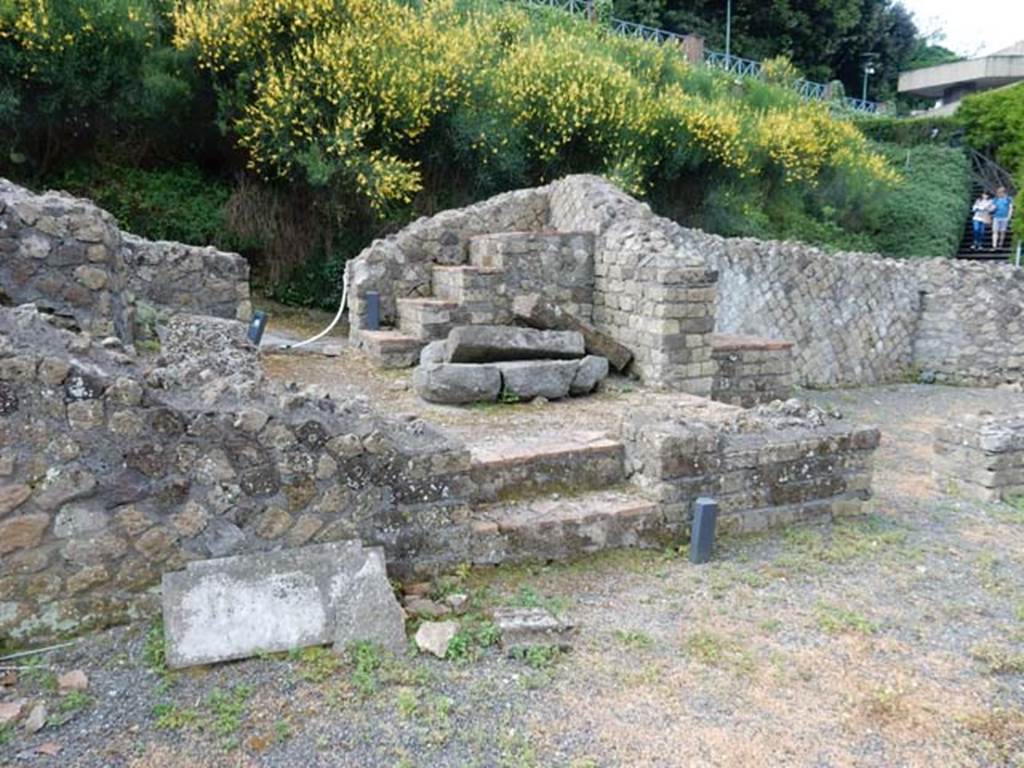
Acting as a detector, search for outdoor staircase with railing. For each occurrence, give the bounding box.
[956,150,1017,261]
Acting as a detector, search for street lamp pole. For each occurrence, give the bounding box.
[725,0,732,65]
[861,53,877,102]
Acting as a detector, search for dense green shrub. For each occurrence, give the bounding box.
[866,143,970,258]
[855,115,963,147]
[50,163,241,249]
[0,0,214,179]
[958,83,1024,183]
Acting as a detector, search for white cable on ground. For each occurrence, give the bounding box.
[286,271,349,350]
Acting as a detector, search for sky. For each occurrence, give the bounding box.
[900,0,1024,57]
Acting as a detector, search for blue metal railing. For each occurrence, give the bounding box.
[511,0,879,114]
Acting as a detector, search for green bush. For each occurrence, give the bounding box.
[49,163,240,249]
[855,115,963,147]
[866,143,970,258]
[958,82,1024,181]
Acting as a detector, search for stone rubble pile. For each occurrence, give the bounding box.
[413,325,609,404]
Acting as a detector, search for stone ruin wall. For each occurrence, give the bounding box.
[0,308,476,643]
[702,231,1024,387]
[0,180,251,345]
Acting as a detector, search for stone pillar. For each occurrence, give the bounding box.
[680,35,705,65]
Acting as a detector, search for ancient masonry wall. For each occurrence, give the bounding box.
[710,334,794,407]
[623,401,880,534]
[0,180,251,344]
[0,309,472,642]
[547,176,717,394]
[702,231,1024,387]
[933,412,1024,501]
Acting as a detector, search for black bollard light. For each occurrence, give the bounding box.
[690,497,718,565]
[365,291,381,331]
[247,310,268,346]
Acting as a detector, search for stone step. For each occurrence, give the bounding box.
[467,431,626,503]
[431,266,512,325]
[397,298,460,341]
[468,487,664,565]
[355,329,425,368]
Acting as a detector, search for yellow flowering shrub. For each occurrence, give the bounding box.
[171,0,896,212]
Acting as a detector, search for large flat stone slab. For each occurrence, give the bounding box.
[163,541,404,668]
[513,295,632,371]
[445,325,584,364]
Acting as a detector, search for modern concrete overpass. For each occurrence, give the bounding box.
[899,41,1024,115]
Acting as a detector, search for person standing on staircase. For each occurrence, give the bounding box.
[992,186,1014,251]
[972,191,995,251]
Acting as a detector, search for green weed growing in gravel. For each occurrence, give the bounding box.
[49,691,91,724]
[395,687,419,719]
[0,723,12,746]
[207,684,253,746]
[152,702,201,730]
[682,630,756,674]
[274,719,292,742]
[349,641,382,696]
[294,646,342,683]
[814,602,878,635]
[446,615,501,663]
[614,629,654,649]
[511,644,562,670]
[970,644,1024,675]
[774,516,910,574]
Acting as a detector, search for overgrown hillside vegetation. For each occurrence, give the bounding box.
[0,0,967,306]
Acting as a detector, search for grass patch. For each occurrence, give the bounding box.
[446,615,501,663]
[510,585,570,618]
[208,684,253,748]
[614,629,654,649]
[292,645,342,683]
[815,602,878,635]
[349,641,382,696]
[963,706,1024,765]
[0,723,11,746]
[970,644,1024,675]
[772,515,910,575]
[152,702,202,730]
[511,644,562,670]
[682,630,755,674]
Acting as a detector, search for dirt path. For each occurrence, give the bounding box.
[2,385,1024,767]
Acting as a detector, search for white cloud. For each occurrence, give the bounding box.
[900,0,1024,57]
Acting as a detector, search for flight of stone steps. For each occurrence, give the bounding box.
[358,231,592,367]
[417,431,664,569]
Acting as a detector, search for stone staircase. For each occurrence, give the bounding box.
[356,231,592,367]
[458,431,665,565]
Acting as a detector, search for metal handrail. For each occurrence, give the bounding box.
[509,0,880,114]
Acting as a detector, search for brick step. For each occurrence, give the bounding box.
[355,329,425,368]
[468,487,664,565]
[396,297,460,341]
[467,430,626,503]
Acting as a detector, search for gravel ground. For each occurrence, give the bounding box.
[3,384,1024,767]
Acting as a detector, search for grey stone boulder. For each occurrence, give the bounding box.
[495,359,580,401]
[492,607,575,651]
[413,363,501,404]
[414,620,459,658]
[445,325,584,363]
[332,547,407,655]
[419,340,446,366]
[570,355,609,395]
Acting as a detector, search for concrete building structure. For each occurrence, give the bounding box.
[898,41,1024,115]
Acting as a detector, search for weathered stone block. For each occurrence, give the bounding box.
[445,325,584,363]
[495,359,580,401]
[413,362,501,404]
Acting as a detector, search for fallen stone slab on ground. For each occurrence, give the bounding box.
[492,607,575,651]
[513,294,633,371]
[163,540,405,668]
[494,359,581,400]
[413,362,501,404]
[445,324,584,363]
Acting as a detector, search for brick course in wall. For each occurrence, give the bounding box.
[711,334,794,407]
